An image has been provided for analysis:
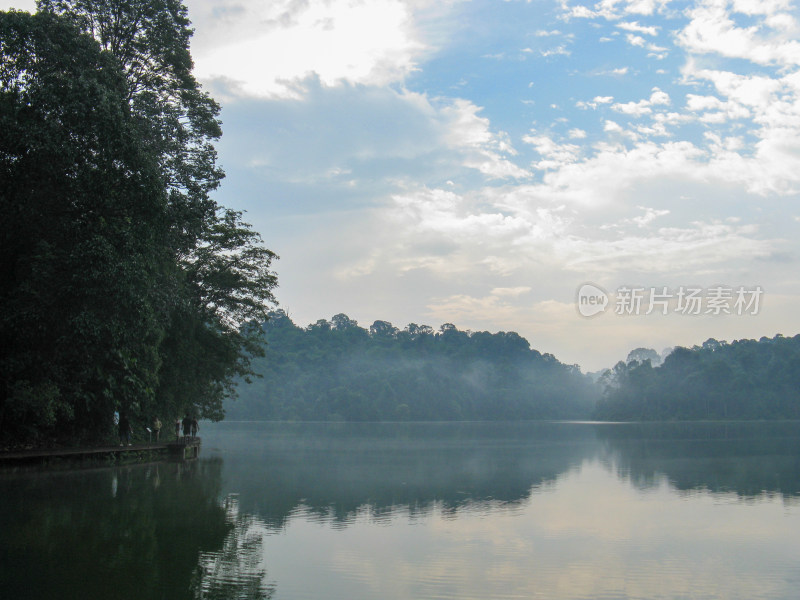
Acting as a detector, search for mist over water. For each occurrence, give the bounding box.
[3,421,800,599]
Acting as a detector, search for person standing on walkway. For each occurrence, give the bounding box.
[152,417,162,442]
[118,413,132,446]
[182,414,192,441]
[191,416,199,439]
[175,418,181,440]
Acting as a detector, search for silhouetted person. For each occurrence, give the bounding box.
[191,416,199,439]
[182,414,192,442]
[118,413,132,446]
[174,418,181,440]
[152,417,162,442]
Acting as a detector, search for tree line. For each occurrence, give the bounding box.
[226,311,599,422]
[0,2,277,446]
[595,334,800,420]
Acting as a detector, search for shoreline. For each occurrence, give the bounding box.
[0,438,202,469]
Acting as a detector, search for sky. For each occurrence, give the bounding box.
[4,0,800,371]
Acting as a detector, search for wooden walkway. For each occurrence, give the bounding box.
[0,438,201,466]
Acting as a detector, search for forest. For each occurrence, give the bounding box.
[595,334,800,420]
[229,323,800,424]
[0,2,277,446]
[226,311,599,421]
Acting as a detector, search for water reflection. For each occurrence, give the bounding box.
[0,459,241,599]
[3,421,800,600]
[594,421,800,501]
[193,494,275,600]
[199,421,799,600]
[203,421,800,529]
[203,421,600,527]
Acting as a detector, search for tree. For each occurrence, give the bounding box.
[37,0,223,253]
[626,347,661,367]
[1,2,278,445]
[34,0,279,425]
[332,314,360,331]
[0,9,171,443]
[369,320,398,338]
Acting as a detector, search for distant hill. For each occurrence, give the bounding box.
[595,334,800,420]
[226,310,599,421]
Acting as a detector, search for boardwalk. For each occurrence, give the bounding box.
[0,438,201,466]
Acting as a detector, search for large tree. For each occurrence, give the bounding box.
[0,9,171,443]
[0,2,278,445]
[36,0,279,428]
[37,0,224,253]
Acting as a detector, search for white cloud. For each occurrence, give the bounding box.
[612,87,670,117]
[563,221,773,273]
[626,33,647,47]
[685,93,751,122]
[649,88,671,105]
[562,0,672,21]
[679,60,800,194]
[565,4,598,19]
[647,42,669,57]
[523,133,582,170]
[184,0,800,368]
[385,175,778,285]
[541,46,572,57]
[731,0,794,17]
[617,21,660,36]
[687,67,782,110]
[627,206,670,227]
[613,101,651,116]
[577,95,615,109]
[678,1,800,66]
[440,99,530,179]
[191,0,427,98]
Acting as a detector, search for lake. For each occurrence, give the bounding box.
[2,421,800,599]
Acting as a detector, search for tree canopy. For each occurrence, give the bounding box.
[0,4,277,446]
[595,335,800,420]
[227,312,599,422]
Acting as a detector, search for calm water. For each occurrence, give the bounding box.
[2,421,800,599]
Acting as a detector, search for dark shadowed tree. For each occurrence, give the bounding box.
[35,0,279,425]
[37,0,223,253]
[0,10,170,442]
[1,2,278,445]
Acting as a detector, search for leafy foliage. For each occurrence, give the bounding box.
[0,5,277,446]
[227,312,599,422]
[37,0,224,253]
[595,335,800,420]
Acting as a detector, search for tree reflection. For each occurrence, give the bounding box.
[204,421,599,527]
[0,459,257,599]
[192,494,275,599]
[594,421,800,501]
[202,420,800,531]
